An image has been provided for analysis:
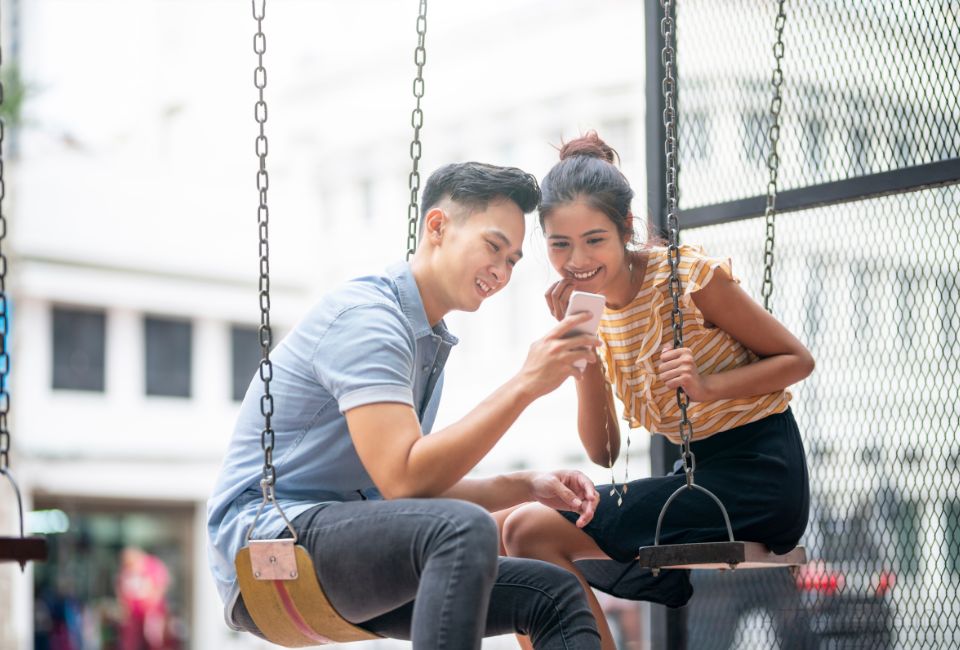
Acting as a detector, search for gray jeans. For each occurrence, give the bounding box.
[232,498,600,650]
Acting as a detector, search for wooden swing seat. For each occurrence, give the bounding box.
[637,540,806,571]
[235,541,381,647]
[0,536,48,565]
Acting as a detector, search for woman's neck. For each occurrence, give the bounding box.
[604,249,649,310]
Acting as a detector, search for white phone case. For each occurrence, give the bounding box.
[564,291,605,371]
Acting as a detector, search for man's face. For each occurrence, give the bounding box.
[438,199,525,313]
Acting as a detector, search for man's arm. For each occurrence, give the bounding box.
[440,471,599,528]
[345,312,598,501]
[345,389,531,500]
[441,474,533,512]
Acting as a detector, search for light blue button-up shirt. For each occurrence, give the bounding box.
[206,262,458,609]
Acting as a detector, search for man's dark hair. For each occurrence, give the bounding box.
[419,162,541,237]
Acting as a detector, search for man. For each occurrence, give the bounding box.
[207,162,602,649]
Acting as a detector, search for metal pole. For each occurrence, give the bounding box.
[646,1,687,648]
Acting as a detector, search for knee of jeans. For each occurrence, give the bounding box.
[525,562,594,631]
[436,499,499,557]
[541,561,584,599]
[501,505,551,559]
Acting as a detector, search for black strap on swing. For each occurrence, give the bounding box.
[232,1,427,646]
[636,0,805,574]
[0,15,48,571]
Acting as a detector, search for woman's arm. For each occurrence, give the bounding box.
[659,271,815,401]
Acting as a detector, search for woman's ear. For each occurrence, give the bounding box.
[623,212,635,246]
[423,207,446,242]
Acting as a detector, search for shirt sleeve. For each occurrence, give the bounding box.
[313,303,416,413]
[681,243,739,296]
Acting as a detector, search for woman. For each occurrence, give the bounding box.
[502,132,813,649]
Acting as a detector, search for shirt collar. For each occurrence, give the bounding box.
[386,261,459,346]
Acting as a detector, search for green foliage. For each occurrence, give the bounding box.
[0,63,28,128]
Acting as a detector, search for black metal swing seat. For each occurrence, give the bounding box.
[0,469,49,569]
[637,540,807,573]
[0,535,48,566]
[634,480,806,575]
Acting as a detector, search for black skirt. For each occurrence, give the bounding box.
[560,408,809,607]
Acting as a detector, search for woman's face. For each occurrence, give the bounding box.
[543,200,629,296]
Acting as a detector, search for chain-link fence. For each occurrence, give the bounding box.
[646,1,960,648]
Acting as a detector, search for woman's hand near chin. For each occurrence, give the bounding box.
[544,278,576,321]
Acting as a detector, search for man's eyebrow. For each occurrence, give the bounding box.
[489,229,523,259]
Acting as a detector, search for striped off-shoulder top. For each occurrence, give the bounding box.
[598,244,791,443]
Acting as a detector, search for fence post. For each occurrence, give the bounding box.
[645,0,687,648]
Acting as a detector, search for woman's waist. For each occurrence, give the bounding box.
[654,391,791,444]
[658,406,796,462]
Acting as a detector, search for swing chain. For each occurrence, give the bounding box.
[252,0,276,488]
[0,25,10,474]
[660,0,696,483]
[406,0,428,261]
[761,0,786,313]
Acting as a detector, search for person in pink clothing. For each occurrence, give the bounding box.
[116,547,171,650]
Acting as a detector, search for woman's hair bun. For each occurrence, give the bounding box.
[558,130,619,165]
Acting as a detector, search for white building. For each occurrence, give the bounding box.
[2,1,651,648]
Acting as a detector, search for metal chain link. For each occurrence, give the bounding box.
[252,0,276,491]
[405,0,428,261]
[660,0,697,484]
[761,1,786,313]
[0,18,10,474]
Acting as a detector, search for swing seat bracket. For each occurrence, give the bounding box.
[249,538,299,580]
[236,544,382,646]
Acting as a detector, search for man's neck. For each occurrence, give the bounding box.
[409,255,448,327]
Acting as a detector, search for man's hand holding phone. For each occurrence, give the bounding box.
[516,312,600,398]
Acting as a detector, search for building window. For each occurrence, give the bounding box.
[680,111,711,163]
[145,317,192,398]
[851,264,871,340]
[895,267,919,350]
[933,115,959,161]
[741,110,769,166]
[52,307,106,392]
[231,325,261,402]
[947,499,960,577]
[938,273,959,352]
[847,125,873,175]
[893,131,916,168]
[803,257,824,346]
[804,118,826,176]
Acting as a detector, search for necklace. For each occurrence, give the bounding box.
[604,249,649,506]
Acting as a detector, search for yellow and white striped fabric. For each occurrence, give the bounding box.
[599,244,791,443]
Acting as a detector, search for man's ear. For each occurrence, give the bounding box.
[423,207,447,242]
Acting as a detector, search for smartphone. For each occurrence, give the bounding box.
[564,291,605,371]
